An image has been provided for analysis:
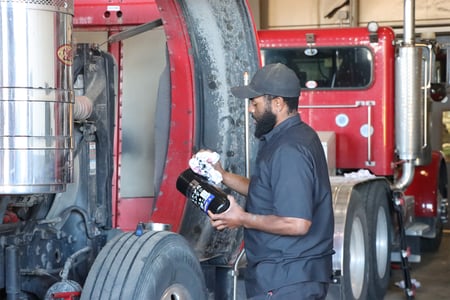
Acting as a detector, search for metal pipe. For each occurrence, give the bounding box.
[244,72,250,178]
[232,248,246,300]
[403,0,415,45]
[299,101,363,109]
[6,246,20,300]
[422,59,428,149]
[349,0,359,27]
[394,0,420,190]
[60,247,92,280]
[392,161,415,191]
[395,20,420,158]
[236,71,250,300]
[366,103,373,164]
[107,19,163,44]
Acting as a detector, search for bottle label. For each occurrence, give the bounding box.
[201,193,215,213]
[190,185,215,213]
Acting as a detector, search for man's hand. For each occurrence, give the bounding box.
[209,194,312,236]
[193,149,250,196]
[208,195,245,230]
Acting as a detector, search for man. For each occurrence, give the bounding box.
[207,63,334,299]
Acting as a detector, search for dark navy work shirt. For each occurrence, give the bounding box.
[244,114,334,297]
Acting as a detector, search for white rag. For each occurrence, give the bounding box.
[189,151,223,184]
[343,169,376,179]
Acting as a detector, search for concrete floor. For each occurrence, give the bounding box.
[231,228,450,300]
[385,228,450,300]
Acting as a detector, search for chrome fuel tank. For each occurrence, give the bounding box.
[0,0,74,194]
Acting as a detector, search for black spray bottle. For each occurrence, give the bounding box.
[176,168,230,214]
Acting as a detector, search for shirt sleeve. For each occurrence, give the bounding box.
[270,144,315,220]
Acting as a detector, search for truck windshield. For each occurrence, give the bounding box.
[261,47,373,89]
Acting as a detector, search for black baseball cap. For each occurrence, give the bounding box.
[231,63,301,99]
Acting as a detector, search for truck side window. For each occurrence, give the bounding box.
[261,47,373,89]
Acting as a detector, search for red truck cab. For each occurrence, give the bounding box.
[259,27,396,176]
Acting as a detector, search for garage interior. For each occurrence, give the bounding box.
[1,0,449,299]
[72,0,450,299]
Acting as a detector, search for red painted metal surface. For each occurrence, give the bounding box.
[73,0,193,232]
[109,40,121,229]
[73,0,160,230]
[51,291,81,300]
[150,0,195,232]
[116,197,154,230]
[259,27,396,176]
[405,151,444,218]
[74,0,160,29]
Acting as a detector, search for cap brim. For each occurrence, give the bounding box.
[231,85,263,99]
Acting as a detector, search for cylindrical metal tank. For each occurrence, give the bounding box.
[395,46,422,161]
[0,0,74,194]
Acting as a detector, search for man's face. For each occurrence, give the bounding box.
[249,95,277,139]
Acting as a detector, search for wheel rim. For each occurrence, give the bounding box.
[376,206,389,278]
[350,217,365,299]
[161,283,193,300]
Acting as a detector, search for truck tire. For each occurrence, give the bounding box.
[80,231,208,300]
[342,190,369,300]
[361,181,392,300]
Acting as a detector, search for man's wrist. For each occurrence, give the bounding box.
[221,170,229,184]
[243,212,256,229]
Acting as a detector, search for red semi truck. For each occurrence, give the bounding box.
[0,0,259,299]
[0,0,448,299]
[258,2,449,299]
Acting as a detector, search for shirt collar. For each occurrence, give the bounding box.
[260,113,302,142]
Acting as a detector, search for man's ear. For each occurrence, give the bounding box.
[272,96,283,112]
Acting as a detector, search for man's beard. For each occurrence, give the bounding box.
[254,110,277,139]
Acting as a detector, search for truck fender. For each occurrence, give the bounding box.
[152,0,259,263]
[405,151,447,218]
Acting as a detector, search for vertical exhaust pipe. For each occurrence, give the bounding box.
[393,0,421,191]
[403,0,415,46]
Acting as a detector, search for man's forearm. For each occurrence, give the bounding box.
[241,212,311,236]
[222,172,250,196]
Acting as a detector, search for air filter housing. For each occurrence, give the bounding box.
[0,0,74,194]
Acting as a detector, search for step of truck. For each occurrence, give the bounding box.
[405,222,430,236]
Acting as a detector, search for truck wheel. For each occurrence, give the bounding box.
[362,181,392,300]
[80,231,208,300]
[342,191,369,300]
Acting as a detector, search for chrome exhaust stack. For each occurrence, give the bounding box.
[0,0,74,194]
[393,0,422,191]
